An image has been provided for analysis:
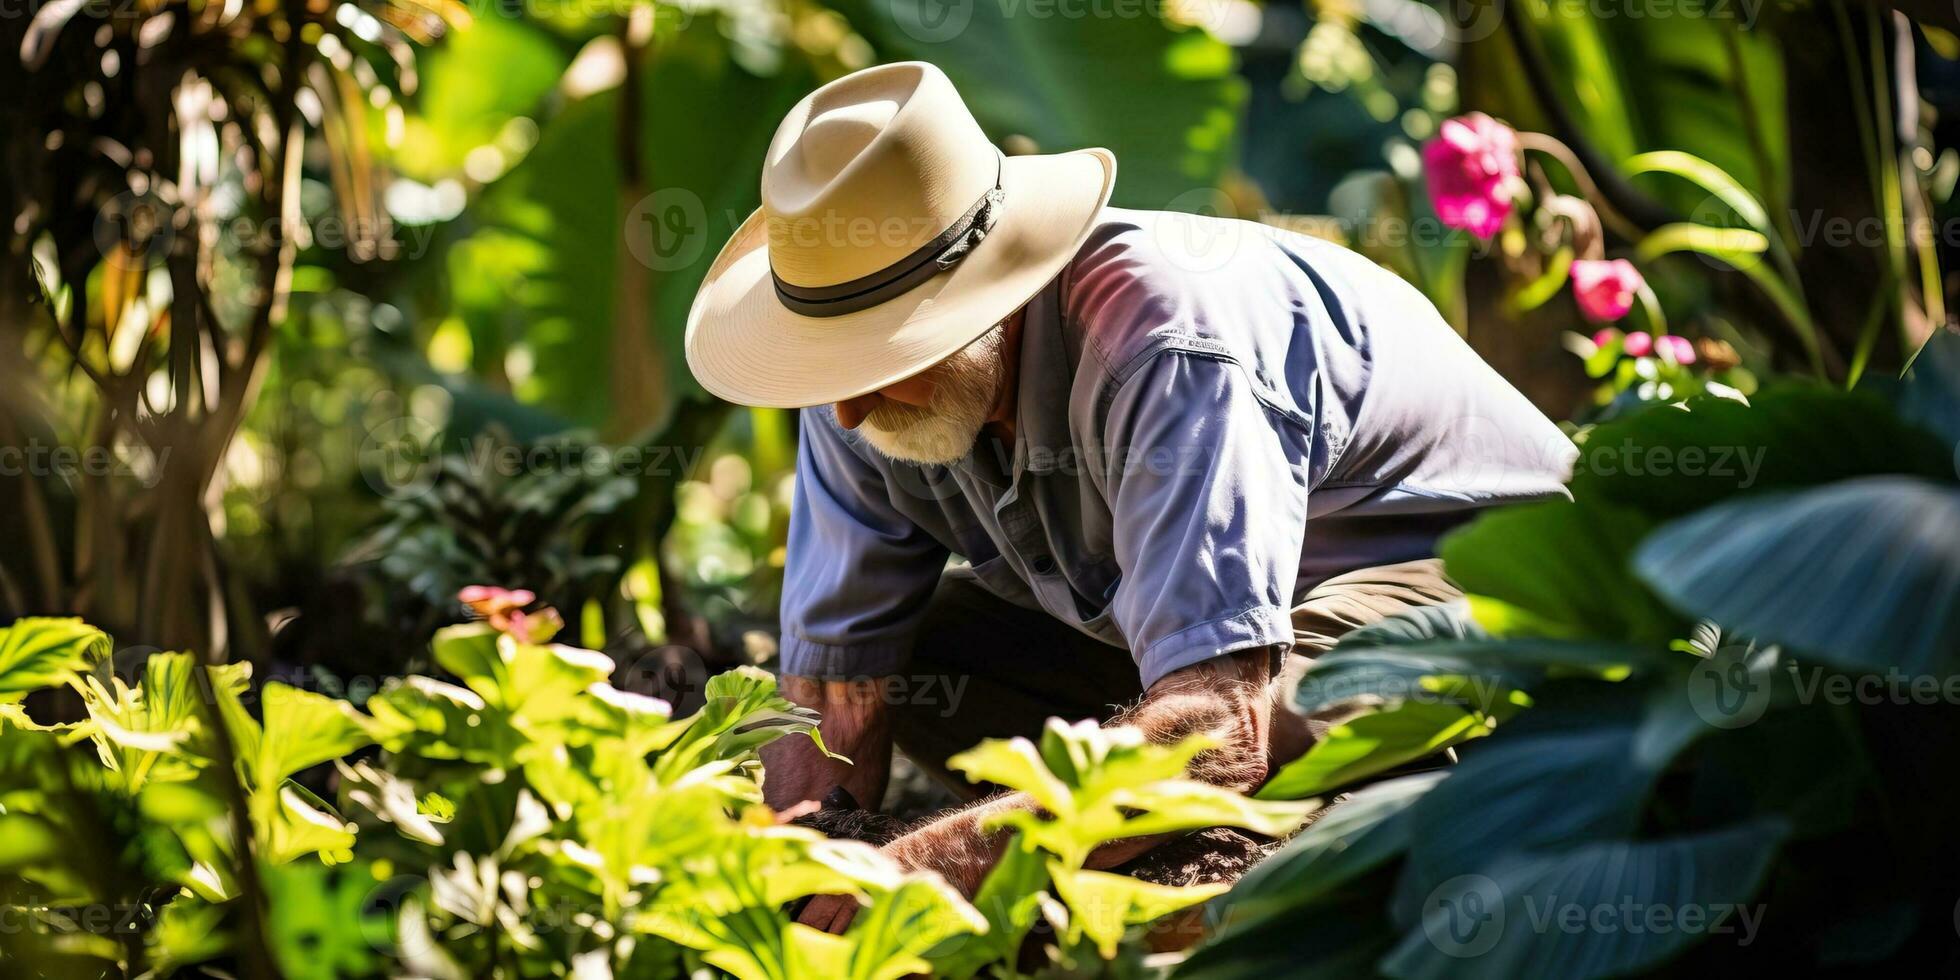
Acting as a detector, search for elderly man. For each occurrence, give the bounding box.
[683,62,1574,913]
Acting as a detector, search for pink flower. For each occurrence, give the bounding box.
[459,586,534,618]
[458,585,561,644]
[1623,331,1653,357]
[1423,113,1520,240]
[1591,328,1622,349]
[1658,334,1696,365]
[1570,258,1643,323]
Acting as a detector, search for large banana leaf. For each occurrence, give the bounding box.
[1383,818,1788,980]
[1635,476,1960,676]
[1395,684,1710,912]
[450,21,819,427]
[828,0,1244,207]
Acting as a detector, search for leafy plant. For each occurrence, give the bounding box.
[941,721,1316,973]
[0,593,1318,977]
[1183,331,1960,978]
[345,428,638,647]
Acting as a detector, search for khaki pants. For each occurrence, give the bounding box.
[890,558,1463,796]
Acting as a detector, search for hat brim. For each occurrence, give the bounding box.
[684,149,1116,409]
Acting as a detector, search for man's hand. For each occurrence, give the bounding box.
[868,650,1280,897]
[764,675,895,813]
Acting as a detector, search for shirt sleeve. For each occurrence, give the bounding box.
[778,407,948,678]
[1101,351,1312,689]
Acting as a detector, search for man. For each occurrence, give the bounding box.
[683,62,1575,919]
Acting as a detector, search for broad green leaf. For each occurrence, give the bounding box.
[1258,702,1490,800]
[1101,780,1316,839]
[831,0,1244,207]
[431,623,508,706]
[261,784,358,865]
[654,665,829,780]
[263,860,387,980]
[1384,819,1787,980]
[0,617,109,702]
[1570,385,1953,517]
[257,682,374,787]
[930,841,1050,979]
[1399,686,1710,909]
[1441,498,1684,646]
[841,876,989,980]
[1893,328,1960,449]
[366,675,520,763]
[946,735,1074,816]
[967,721,1311,868]
[1635,477,1960,676]
[1050,867,1227,959]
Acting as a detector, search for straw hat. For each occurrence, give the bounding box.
[684,62,1116,408]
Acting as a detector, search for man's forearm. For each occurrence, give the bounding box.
[763,675,894,811]
[885,649,1278,894]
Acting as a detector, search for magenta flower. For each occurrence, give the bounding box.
[1423,113,1520,240]
[1591,327,1622,349]
[1623,331,1654,358]
[1658,334,1697,365]
[458,585,561,644]
[1570,259,1643,323]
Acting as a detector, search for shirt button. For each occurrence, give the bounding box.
[1030,555,1057,575]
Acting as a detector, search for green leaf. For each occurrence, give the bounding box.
[256,682,375,787]
[1398,686,1710,909]
[1258,701,1490,800]
[0,617,109,702]
[654,665,828,781]
[1624,150,1771,233]
[930,841,1050,979]
[431,622,508,706]
[1571,385,1953,516]
[1507,246,1573,315]
[1893,328,1960,451]
[260,784,358,865]
[961,721,1312,870]
[1635,477,1960,676]
[1050,866,1228,959]
[946,736,1074,816]
[1384,819,1787,980]
[841,876,989,980]
[1441,498,1685,646]
[831,0,1244,207]
[366,675,521,764]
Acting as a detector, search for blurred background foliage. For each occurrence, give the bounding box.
[2,0,1955,690]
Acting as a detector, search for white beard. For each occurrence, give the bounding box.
[858,329,1004,466]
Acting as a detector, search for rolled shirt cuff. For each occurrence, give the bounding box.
[1133,604,1295,690]
[778,633,911,679]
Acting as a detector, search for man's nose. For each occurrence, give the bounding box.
[834,393,879,429]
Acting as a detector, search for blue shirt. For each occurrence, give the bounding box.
[780,208,1576,688]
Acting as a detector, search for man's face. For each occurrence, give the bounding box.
[833,325,1006,465]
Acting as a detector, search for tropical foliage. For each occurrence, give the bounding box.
[1184,331,1960,978]
[0,606,1312,977]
